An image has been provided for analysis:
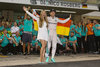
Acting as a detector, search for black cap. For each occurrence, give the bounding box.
[50,9,56,13]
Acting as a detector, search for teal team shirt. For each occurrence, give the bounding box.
[93,24,100,36]
[19,24,24,35]
[24,19,33,32]
[60,37,67,47]
[69,25,76,36]
[32,39,41,48]
[16,20,22,25]
[13,36,21,47]
[32,39,38,46]
[6,28,11,32]
[81,26,88,36]
[32,29,38,36]
[0,26,4,31]
[0,34,10,47]
[75,26,82,38]
[69,36,77,46]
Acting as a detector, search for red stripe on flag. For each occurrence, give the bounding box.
[57,18,72,27]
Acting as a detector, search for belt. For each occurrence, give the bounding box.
[24,31,32,34]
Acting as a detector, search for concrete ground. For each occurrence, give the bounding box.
[0,54,100,67]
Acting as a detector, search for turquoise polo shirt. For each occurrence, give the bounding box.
[32,39,38,46]
[0,34,10,47]
[60,37,67,47]
[93,24,100,36]
[13,36,21,47]
[16,19,22,25]
[69,36,77,46]
[24,19,33,32]
[32,28,38,36]
[75,26,82,38]
[0,26,4,31]
[6,28,11,32]
[19,24,24,35]
[69,25,76,36]
[81,26,88,36]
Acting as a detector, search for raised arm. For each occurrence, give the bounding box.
[23,6,38,21]
[24,6,30,19]
[57,14,71,23]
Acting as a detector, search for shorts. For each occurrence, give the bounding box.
[22,33,32,43]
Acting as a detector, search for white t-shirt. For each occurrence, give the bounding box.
[11,26,19,36]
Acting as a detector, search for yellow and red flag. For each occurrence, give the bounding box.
[56,18,71,36]
[33,18,71,36]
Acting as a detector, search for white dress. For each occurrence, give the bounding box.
[37,21,48,41]
[26,11,48,41]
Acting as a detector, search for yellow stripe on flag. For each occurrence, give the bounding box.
[34,21,38,31]
[56,26,70,36]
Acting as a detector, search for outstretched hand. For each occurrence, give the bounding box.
[23,6,27,11]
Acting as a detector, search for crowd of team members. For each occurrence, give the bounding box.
[0,16,100,55]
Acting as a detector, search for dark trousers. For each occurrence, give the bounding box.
[81,36,88,53]
[77,37,82,53]
[13,44,23,54]
[95,36,100,51]
[1,43,13,55]
[56,43,65,54]
[87,35,95,52]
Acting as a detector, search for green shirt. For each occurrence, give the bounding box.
[60,37,67,47]
[13,36,21,47]
[0,26,4,31]
[19,24,24,35]
[81,26,88,36]
[69,25,76,36]
[75,26,82,38]
[93,24,100,36]
[32,28,38,36]
[24,19,33,32]
[0,34,10,47]
[16,19,22,25]
[69,36,77,46]
[32,39,38,46]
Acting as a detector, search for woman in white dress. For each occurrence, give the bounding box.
[23,6,48,63]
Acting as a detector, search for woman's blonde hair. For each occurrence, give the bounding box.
[39,10,48,28]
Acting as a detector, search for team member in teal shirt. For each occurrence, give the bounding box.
[93,20,100,53]
[68,32,77,54]
[19,22,24,36]
[57,35,68,54]
[0,29,12,55]
[31,35,41,54]
[22,8,33,55]
[0,23,4,36]
[16,16,22,26]
[75,22,82,53]
[81,22,88,53]
[32,28,38,36]
[59,35,67,47]
[69,21,76,36]
[12,32,22,54]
